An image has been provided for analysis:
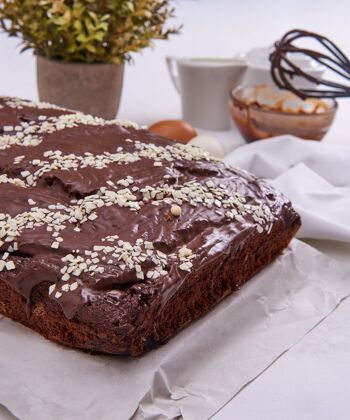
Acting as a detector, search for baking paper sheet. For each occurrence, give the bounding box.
[0,239,350,420]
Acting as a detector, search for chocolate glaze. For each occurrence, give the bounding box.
[0,97,294,322]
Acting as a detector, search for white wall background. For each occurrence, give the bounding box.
[1,0,350,129]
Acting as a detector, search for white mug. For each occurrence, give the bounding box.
[166,57,246,131]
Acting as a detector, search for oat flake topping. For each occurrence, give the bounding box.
[0,96,279,306]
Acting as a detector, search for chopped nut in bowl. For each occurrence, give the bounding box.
[229,84,337,142]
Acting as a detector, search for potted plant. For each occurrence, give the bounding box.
[0,0,179,119]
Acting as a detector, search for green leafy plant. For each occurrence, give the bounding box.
[0,0,180,63]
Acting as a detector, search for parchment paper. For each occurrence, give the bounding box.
[1,239,349,420]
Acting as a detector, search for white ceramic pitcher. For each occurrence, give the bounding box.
[166,57,246,130]
[166,50,324,131]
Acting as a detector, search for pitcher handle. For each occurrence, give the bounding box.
[166,56,181,93]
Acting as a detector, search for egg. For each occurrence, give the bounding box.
[189,135,226,159]
[148,120,197,143]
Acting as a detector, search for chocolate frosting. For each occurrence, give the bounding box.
[0,97,292,321]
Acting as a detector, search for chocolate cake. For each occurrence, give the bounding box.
[0,96,301,356]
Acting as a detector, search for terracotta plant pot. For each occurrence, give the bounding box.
[37,56,124,119]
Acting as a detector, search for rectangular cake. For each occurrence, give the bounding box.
[0,96,301,356]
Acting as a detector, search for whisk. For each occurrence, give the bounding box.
[270,29,350,99]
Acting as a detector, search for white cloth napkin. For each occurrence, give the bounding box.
[225,136,350,242]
